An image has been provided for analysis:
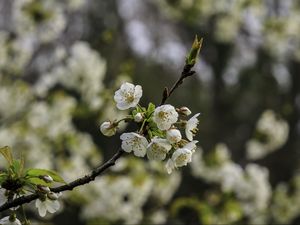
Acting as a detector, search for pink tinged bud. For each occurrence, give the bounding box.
[166,129,182,144]
[100,121,117,136]
[134,113,143,122]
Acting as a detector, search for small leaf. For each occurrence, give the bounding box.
[0,146,13,165]
[25,168,65,183]
[12,160,21,175]
[26,177,52,187]
[0,173,7,185]
[146,102,156,118]
[147,102,156,113]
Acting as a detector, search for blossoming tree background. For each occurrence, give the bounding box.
[0,0,300,224]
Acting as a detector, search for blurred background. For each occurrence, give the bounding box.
[0,0,300,224]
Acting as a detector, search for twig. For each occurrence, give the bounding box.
[160,64,195,105]
[0,149,124,212]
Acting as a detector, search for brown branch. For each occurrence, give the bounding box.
[160,64,195,105]
[0,149,124,212]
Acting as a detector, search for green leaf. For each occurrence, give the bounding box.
[146,102,156,118]
[0,173,7,185]
[12,160,21,174]
[0,146,13,165]
[25,168,65,183]
[26,177,52,187]
[147,102,155,113]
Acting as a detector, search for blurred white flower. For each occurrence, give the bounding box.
[185,113,200,141]
[35,197,60,217]
[114,82,142,110]
[153,105,178,130]
[246,110,289,160]
[166,128,182,144]
[120,132,148,157]
[0,216,21,225]
[100,121,117,137]
[147,137,172,160]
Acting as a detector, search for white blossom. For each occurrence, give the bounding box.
[147,137,172,160]
[185,113,200,141]
[166,143,195,174]
[120,132,148,157]
[114,82,143,110]
[166,128,182,144]
[100,121,117,137]
[0,216,21,225]
[35,198,60,217]
[153,105,178,130]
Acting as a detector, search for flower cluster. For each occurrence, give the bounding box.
[100,82,201,173]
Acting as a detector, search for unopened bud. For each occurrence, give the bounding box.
[186,35,203,66]
[134,113,143,122]
[177,107,192,116]
[166,128,182,144]
[47,192,59,200]
[100,121,117,136]
[39,175,53,183]
[37,185,50,193]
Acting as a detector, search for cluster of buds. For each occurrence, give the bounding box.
[100,82,201,173]
[35,176,61,217]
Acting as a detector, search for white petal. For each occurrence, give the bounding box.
[134,85,143,98]
[121,82,135,92]
[46,200,60,213]
[120,132,134,140]
[166,159,175,174]
[116,102,131,110]
[36,199,47,217]
[121,140,134,153]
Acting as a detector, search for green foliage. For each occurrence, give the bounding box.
[0,146,14,166]
[0,146,65,195]
[25,168,65,184]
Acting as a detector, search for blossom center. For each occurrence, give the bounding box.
[176,154,187,164]
[125,92,134,103]
[158,111,168,120]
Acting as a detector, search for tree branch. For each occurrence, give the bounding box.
[160,64,195,105]
[0,149,124,212]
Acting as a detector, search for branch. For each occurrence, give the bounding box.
[160,64,195,105]
[0,149,124,212]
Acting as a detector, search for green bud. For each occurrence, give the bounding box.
[185,35,203,66]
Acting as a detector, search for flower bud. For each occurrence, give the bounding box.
[134,113,143,122]
[37,185,50,193]
[177,107,192,116]
[186,35,203,66]
[39,175,53,183]
[100,121,117,136]
[166,128,182,144]
[47,192,59,200]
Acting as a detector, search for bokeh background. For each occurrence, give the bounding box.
[0,0,300,224]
